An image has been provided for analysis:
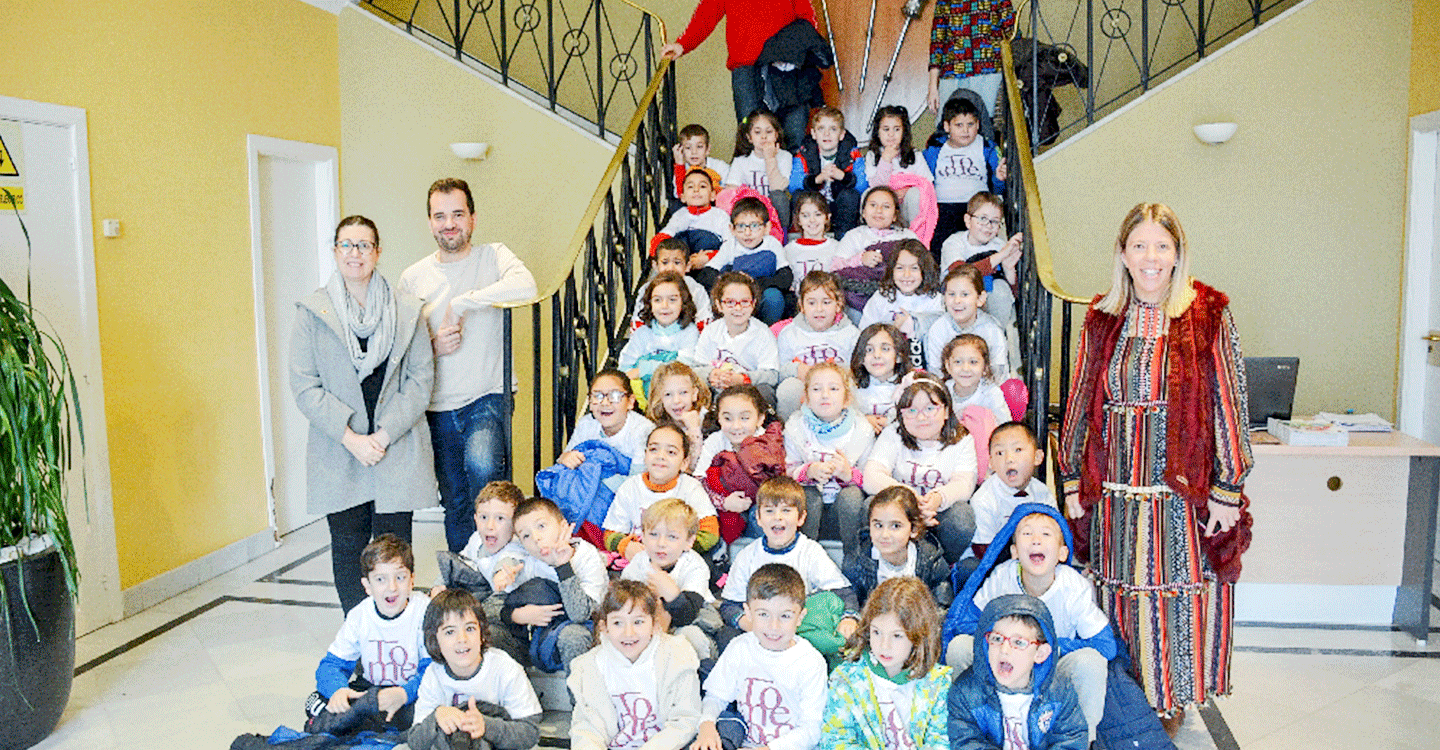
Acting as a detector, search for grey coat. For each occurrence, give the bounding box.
[290,285,436,515]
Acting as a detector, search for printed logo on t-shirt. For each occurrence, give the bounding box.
[713,347,743,368]
[879,699,916,750]
[365,639,416,685]
[1002,714,1028,750]
[739,169,768,192]
[899,460,944,495]
[796,343,840,365]
[793,258,826,277]
[609,690,662,748]
[740,676,795,745]
[934,153,984,182]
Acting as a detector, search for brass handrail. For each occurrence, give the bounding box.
[1000,39,1090,306]
[499,57,672,309]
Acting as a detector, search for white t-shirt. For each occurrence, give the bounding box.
[951,380,1013,427]
[939,231,1004,276]
[412,648,543,727]
[604,473,716,538]
[776,317,860,379]
[871,673,921,750]
[783,237,841,293]
[867,429,977,510]
[454,538,534,594]
[783,409,875,495]
[594,636,665,749]
[931,140,989,205]
[683,318,779,385]
[526,539,610,606]
[699,633,827,750]
[621,548,716,603]
[997,691,1035,750]
[854,378,902,424]
[924,309,1010,380]
[328,592,431,688]
[834,225,920,269]
[970,475,1057,548]
[727,151,795,194]
[720,535,850,603]
[657,205,732,240]
[859,291,946,342]
[693,425,766,478]
[398,244,538,411]
[865,152,935,187]
[973,560,1109,641]
[566,411,657,476]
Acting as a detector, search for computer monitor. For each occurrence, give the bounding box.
[1244,357,1299,429]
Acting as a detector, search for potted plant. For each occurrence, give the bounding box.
[0,187,80,750]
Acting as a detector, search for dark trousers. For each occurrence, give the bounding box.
[731,65,808,150]
[327,503,413,614]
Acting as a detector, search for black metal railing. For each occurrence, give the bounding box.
[498,61,678,479]
[360,0,666,137]
[1012,0,1299,148]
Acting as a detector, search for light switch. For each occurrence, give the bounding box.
[102,219,120,237]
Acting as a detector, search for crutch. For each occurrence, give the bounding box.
[868,0,930,125]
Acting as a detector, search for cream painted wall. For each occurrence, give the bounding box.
[1034,0,1412,419]
[4,0,341,587]
[1413,0,1440,116]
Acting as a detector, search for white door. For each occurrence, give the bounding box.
[247,137,338,536]
[0,98,120,634]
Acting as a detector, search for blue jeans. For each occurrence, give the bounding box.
[756,287,785,325]
[427,393,511,552]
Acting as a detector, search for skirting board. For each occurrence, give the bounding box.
[1235,583,1397,625]
[121,528,277,618]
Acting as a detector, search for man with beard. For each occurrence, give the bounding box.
[400,178,537,553]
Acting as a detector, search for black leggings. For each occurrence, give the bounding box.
[327,502,413,614]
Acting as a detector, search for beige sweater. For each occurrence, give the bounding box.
[566,632,702,750]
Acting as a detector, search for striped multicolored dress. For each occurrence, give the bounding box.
[1063,299,1252,713]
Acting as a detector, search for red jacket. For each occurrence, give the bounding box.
[675,0,818,70]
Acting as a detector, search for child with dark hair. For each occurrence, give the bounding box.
[923,96,1008,252]
[864,106,935,225]
[783,191,841,290]
[700,198,793,324]
[842,487,952,608]
[634,239,713,330]
[433,481,533,664]
[682,273,781,402]
[654,169,731,263]
[306,534,429,736]
[620,273,703,398]
[858,239,946,368]
[408,589,543,750]
[693,384,786,545]
[672,123,730,195]
[502,497,609,672]
[849,323,914,433]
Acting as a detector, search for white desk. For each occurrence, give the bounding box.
[1239,431,1440,639]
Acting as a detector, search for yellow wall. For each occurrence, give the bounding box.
[5,0,340,587]
[1414,0,1440,116]
[1034,0,1412,418]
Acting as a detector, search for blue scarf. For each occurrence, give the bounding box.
[802,405,854,441]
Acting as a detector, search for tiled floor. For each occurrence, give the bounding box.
[33,513,1440,749]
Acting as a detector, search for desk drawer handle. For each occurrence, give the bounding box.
[1327,476,1342,491]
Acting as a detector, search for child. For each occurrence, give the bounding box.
[863,105,934,224]
[726,110,795,227]
[946,594,1088,750]
[682,272,780,403]
[505,497,609,671]
[646,361,711,472]
[700,198,791,324]
[818,577,952,750]
[433,481,532,664]
[941,334,1011,427]
[969,424,1053,560]
[619,272,703,397]
[861,377,976,564]
[604,424,720,559]
[924,263,1009,380]
[621,498,724,658]
[718,477,861,656]
[560,369,657,477]
[832,186,920,272]
[783,362,873,548]
[788,106,866,235]
[859,239,946,368]
[672,123,729,196]
[568,580,703,750]
[775,271,860,418]
[945,507,1114,743]
[939,191,1023,331]
[693,384,785,545]
[841,487,952,609]
[783,191,840,289]
[654,170,732,264]
[307,534,429,736]
[407,589,543,750]
[634,238,712,330]
[924,97,1007,252]
[694,563,827,750]
[849,323,913,434]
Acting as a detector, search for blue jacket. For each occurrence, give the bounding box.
[535,440,631,529]
[947,595,1088,750]
[943,503,1117,661]
[788,132,868,195]
[922,138,1006,200]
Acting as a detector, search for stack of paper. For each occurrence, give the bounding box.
[1314,412,1393,432]
[1267,417,1349,446]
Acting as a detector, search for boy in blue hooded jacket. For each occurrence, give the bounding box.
[948,594,1088,750]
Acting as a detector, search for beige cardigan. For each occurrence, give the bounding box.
[566,632,702,750]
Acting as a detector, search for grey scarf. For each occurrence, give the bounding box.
[325,272,396,380]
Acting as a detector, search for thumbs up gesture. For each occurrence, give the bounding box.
[434,306,465,356]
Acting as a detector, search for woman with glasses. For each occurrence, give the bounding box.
[290,215,436,613]
[862,375,977,563]
[1057,203,1253,734]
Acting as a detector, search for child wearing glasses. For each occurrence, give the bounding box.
[681,271,780,404]
[939,192,1022,333]
[947,594,1089,750]
[944,506,1115,744]
[697,197,791,324]
[558,368,655,477]
[862,376,976,564]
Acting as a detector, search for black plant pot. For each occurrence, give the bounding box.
[0,547,74,750]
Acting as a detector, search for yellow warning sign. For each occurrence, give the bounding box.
[0,134,16,177]
[0,187,22,211]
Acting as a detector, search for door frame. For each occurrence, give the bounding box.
[0,94,121,629]
[246,135,339,533]
[1399,110,1440,436]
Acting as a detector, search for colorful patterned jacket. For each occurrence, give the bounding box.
[819,654,953,750]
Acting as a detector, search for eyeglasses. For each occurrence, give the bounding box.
[967,215,1001,229]
[336,240,377,255]
[901,404,943,418]
[733,222,765,231]
[589,390,629,404]
[719,298,755,309]
[985,631,1040,651]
